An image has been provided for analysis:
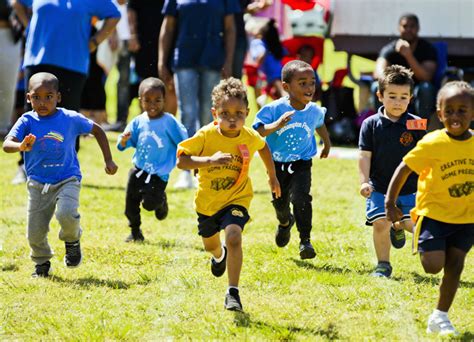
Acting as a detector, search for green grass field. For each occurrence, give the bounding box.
[1,135,473,340]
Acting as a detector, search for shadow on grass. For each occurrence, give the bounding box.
[458,331,474,341]
[233,311,339,339]
[50,275,131,289]
[142,239,202,252]
[82,183,125,191]
[2,263,19,272]
[292,259,370,276]
[411,272,474,289]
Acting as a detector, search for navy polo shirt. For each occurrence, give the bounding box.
[359,108,426,195]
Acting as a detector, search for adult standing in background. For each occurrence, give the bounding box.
[373,13,437,119]
[0,0,22,137]
[158,0,239,189]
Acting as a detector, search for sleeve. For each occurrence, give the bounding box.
[403,138,433,175]
[252,105,274,130]
[379,42,395,59]
[117,119,138,151]
[314,106,326,128]
[225,0,241,15]
[17,0,32,7]
[7,116,29,141]
[168,116,189,146]
[72,112,94,135]
[177,129,205,157]
[253,130,266,151]
[88,0,121,20]
[358,119,373,151]
[162,0,177,16]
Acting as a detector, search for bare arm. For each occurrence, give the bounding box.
[257,143,281,198]
[358,150,373,197]
[89,17,120,52]
[176,151,232,170]
[127,6,140,52]
[385,162,413,222]
[396,40,437,82]
[256,111,294,137]
[158,15,177,85]
[221,14,236,79]
[316,124,331,158]
[11,0,29,28]
[373,57,388,80]
[91,123,118,174]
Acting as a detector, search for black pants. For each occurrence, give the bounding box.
[125,167,168,229]
[272,159,313,240]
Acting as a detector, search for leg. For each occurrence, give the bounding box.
[116,42,131,125]
[202,232,223,260]
[174,69,200,137]
[289,161,313,240]
[141,175,167,212]
[372,218,391,263]
[198,68,221,127]
[225,224,243,287]
[437,247,467,312]
[56,179,82,243]
[125,169,143,230]
[272,162,291,225]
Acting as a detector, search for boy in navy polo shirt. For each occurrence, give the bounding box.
[358,65,426,277]
[253,60,331,259]
[3,72,118,278]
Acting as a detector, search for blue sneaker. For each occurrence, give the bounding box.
[372,262,392,278]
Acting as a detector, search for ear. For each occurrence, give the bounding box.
[26,92,31,103]
[57,92,62,103]
[437,109,443,122]
[282,81,290,93]
[376,90,383,103]
[211,107,218,120]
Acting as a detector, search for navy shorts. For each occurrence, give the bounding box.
[417,216,474,253]
[197,205,250,238]
[366,191,415,225]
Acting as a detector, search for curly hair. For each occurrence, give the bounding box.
[378,65,414,95]
[436,81,474,110]
[211,77,248,108]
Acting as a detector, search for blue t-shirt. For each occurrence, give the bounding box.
[162,0,240,70]
[117,112,188,181]
[249,38,284,83]
[252,97,326,162]
[7,108,94,184]
[20,0,121,75]
[358,107,426,195]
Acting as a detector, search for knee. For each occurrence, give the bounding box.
[291,193,312,208]
[421,260,443,274]
[142,199,157,211]
[226,229,242,248]
[56,208,79,225]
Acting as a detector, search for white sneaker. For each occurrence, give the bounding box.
[174,170,195,189]
[11,165,27,185]
[426,313,459,336]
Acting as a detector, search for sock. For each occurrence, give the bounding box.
[227,286,238,294]
[432,309,448,317]
[213,245,226,263]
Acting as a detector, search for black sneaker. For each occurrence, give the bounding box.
[32,261,51,278]
[390,224,406,249]
[64,241,82,268]
[211,246,227,277]
[224,288,243,311]
[299,238,316,259]
[125,228,145,242]
[155,194,168,221]
[371,262,392,278]
[275,214,295,247]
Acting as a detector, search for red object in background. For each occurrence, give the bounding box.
[282,0,317,11]
[281,36,324,70]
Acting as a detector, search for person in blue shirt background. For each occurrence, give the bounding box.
[3,72,118,278]
[253,60,331,260]
[117,77,188,243]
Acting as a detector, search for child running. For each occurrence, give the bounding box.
[176,77,280,311]
[358,65,426,277]
[3,72,118,277]
[252,60,331,259]
[385,81,473,336]
[117,77,188,242]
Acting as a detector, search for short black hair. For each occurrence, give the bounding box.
[436,81,474,110]
[378,65,414,95]
[281,60,313,83]
[138,77,166,97]
[399,13,419,27]
[28,72,59,92]
[211,77,248,108]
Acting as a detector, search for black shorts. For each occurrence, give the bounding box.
[417,216,474,253]
[197,205,250,238]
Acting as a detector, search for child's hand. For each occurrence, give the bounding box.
[120,131,131,146]
[209,151,233,165]
[359,182,373,198]
[20,134,36,152]
[276,111,294,129]
[319,144,330,159]
[105,160,118,175]
[385,203,403,222]
[269,176,281,198]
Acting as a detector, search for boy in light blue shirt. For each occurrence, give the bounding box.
[118,77,188,242]
[253,60,331,259]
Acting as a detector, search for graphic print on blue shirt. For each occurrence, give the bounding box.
[252,97,326,162]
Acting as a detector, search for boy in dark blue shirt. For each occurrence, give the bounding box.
[358,65,425,277]
[3,72,118,277]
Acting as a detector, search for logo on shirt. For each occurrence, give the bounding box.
[231,208,244,217]
[399,132,413,146]
[448,181,473,198]
[43,131,64,143]
[211,177,235,191]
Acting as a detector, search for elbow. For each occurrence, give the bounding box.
[176,158,185,170]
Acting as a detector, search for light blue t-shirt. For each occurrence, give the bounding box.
[7,108,94,184]
[117,113,188,181]
[20,0,121,74]
[252,97,326,162]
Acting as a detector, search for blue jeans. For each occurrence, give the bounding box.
[174,68,221,137]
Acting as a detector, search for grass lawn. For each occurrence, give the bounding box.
[1,134,473,340]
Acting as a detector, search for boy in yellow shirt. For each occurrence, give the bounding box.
[386,81,473,336]
[177,78,280,311]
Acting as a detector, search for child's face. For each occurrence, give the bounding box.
[27,82,60,116]
[438,89,473,137]
[139,87,165,118]
[377,84,412,119]
[212,97,248,138]
[283,68,316,108]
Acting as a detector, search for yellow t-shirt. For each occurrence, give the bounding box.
[403,129,474,224]
[177,123,266,216]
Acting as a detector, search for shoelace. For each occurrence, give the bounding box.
[66,242,80,256]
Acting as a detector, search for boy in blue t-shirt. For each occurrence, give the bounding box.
[117,78,188,242]
[3,72,118,278]
[358,65,426,278]
[253,60,331,259]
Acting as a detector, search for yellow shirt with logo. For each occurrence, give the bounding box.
[177,123,266,216]
[403,130,474,224]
